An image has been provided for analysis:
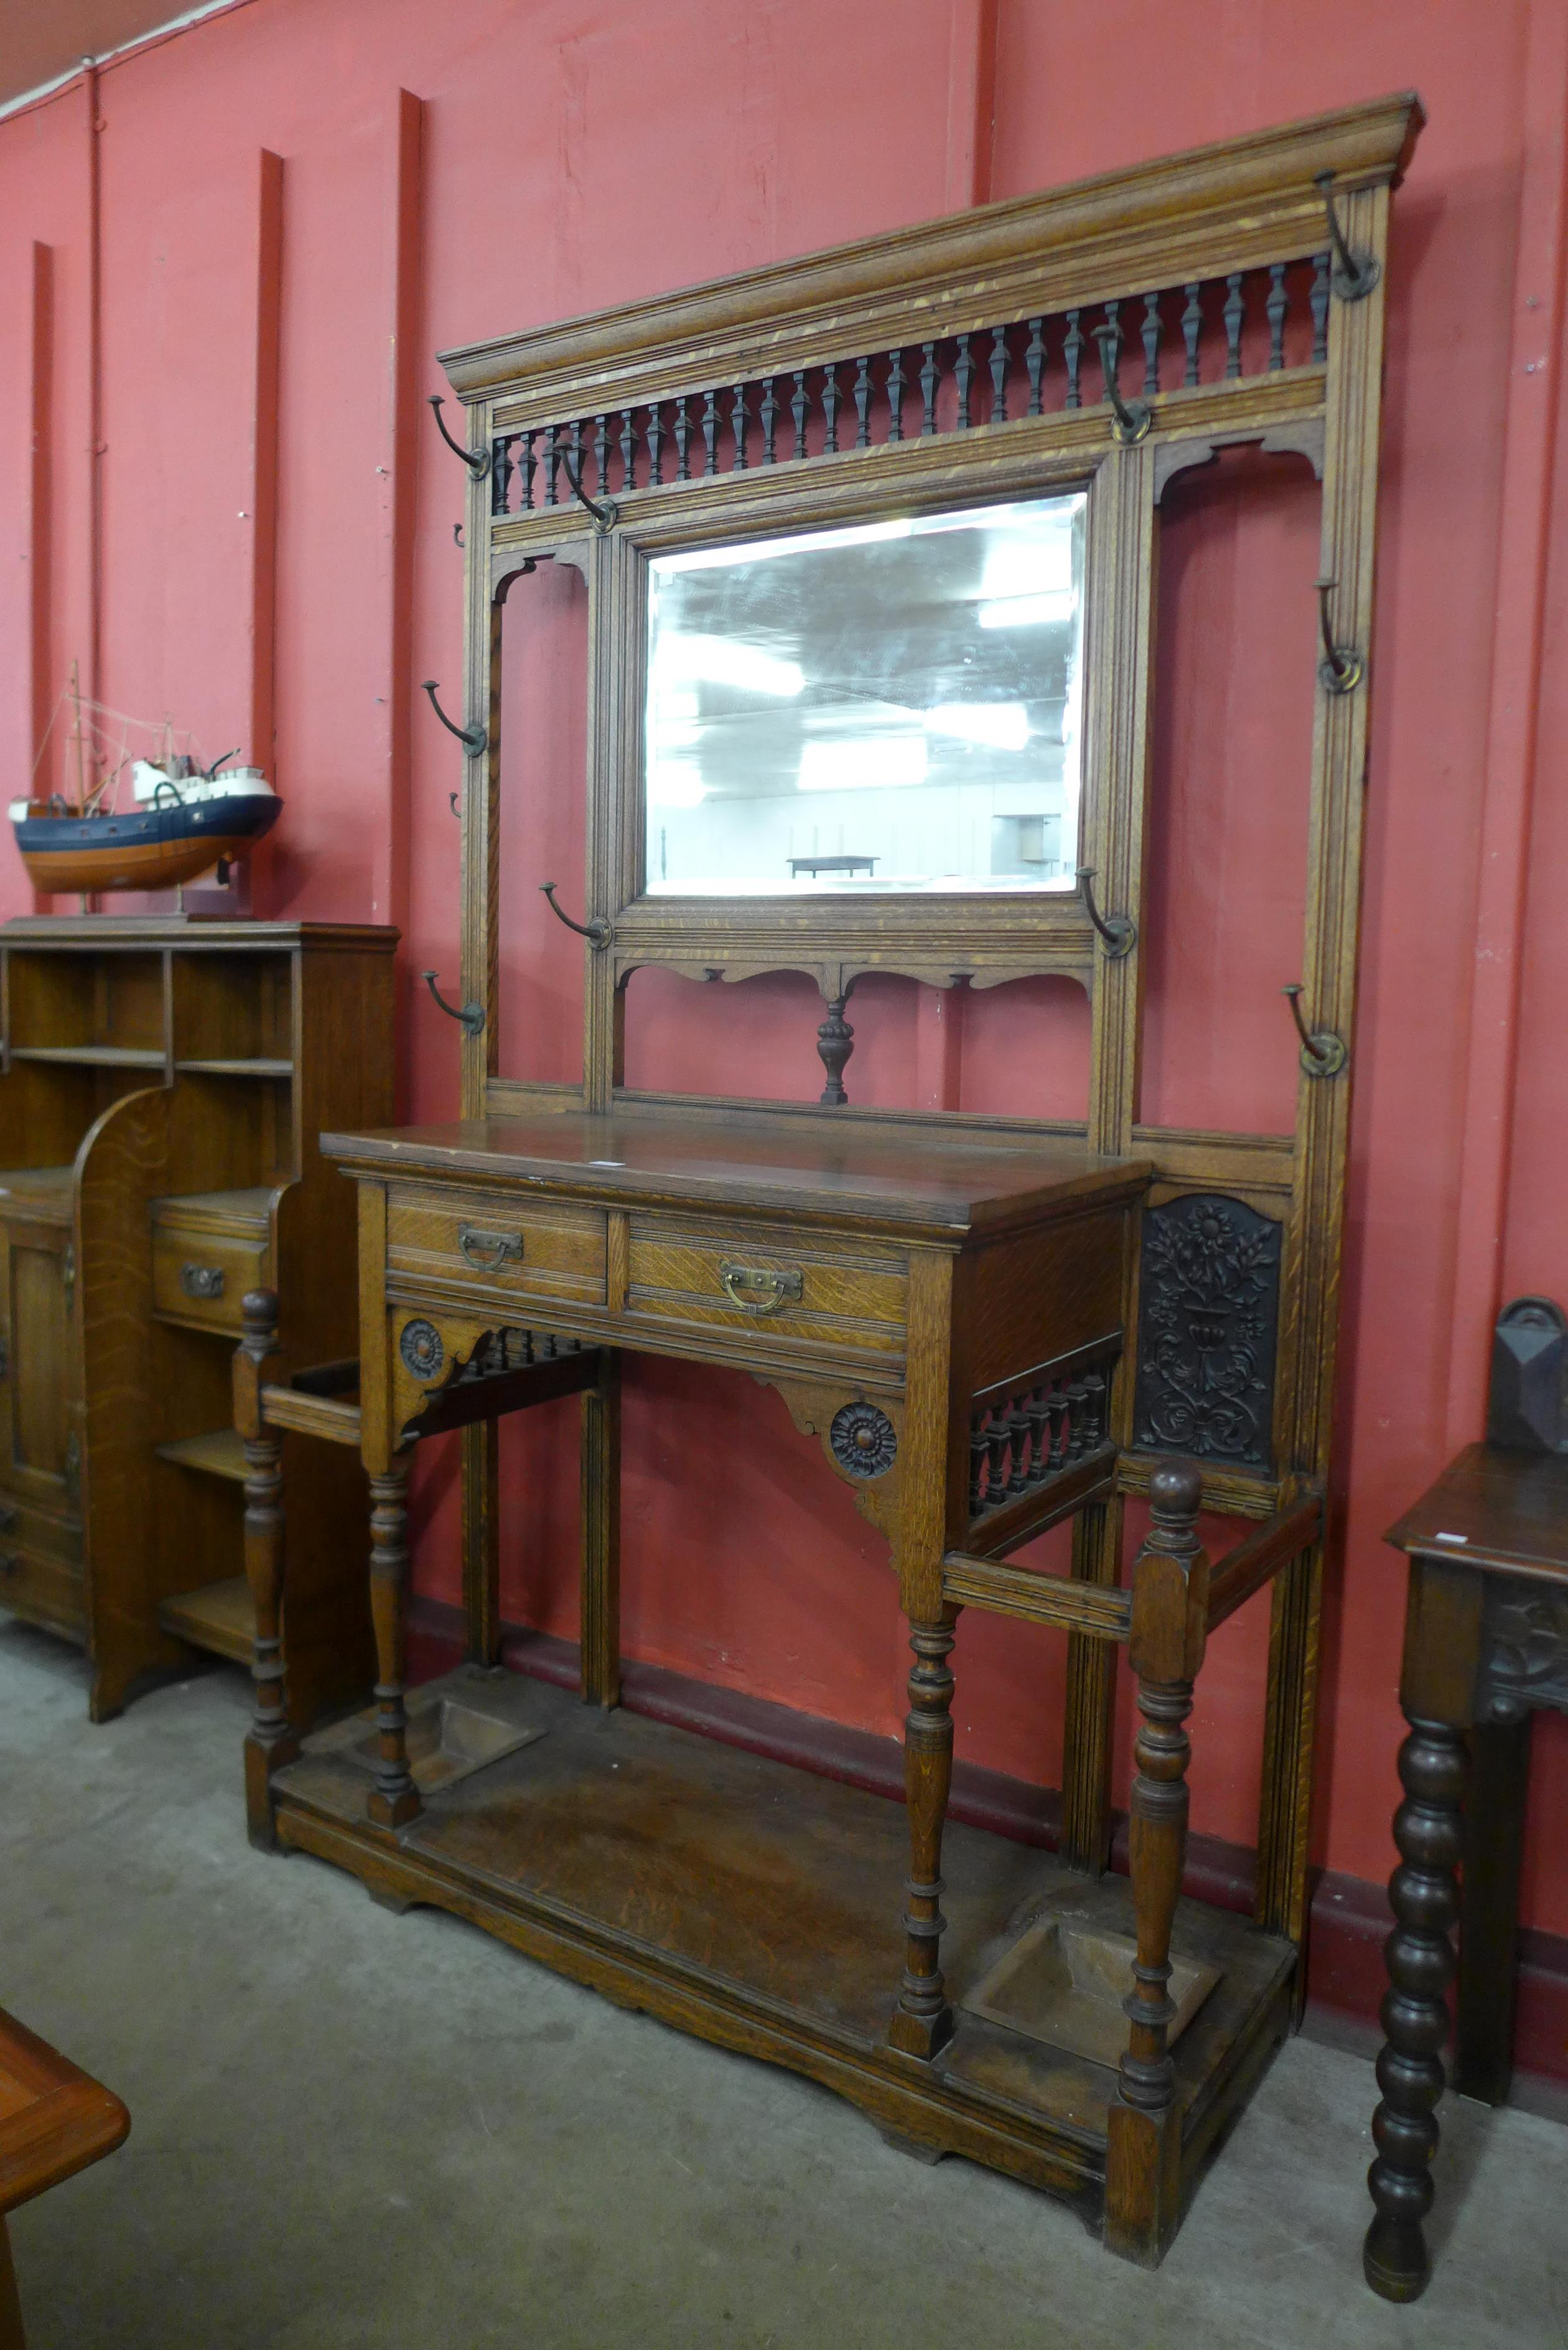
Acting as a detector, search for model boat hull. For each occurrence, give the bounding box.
[12,793,280,894]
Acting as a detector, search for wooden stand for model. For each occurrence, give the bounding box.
[0,918,395,1723]
[246,96,1422,2265]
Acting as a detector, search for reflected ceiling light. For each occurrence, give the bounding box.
[978,591,1077,630]
[923,701,1030,751]
[979,531,1077,604]
[647,764,710,808]
[654,634,804,696]
[797,736,928,792]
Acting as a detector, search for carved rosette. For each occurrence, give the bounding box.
[1132,1194,1282,1469]
[829,1401,897,1479]
[399,1318,446,1382]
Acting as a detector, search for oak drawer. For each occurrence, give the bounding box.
[623,1216,907,1360]
[0,1489,82,1567]
[386,1184,606,1309]
[0,1540,85,1639]
[151,1224,269,1335]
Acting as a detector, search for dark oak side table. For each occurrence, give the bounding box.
[1365,1297,1568,2301]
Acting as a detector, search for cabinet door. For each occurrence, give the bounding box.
[0,1217,77,1514]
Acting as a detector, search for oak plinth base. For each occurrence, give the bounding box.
[269,1667,1293,2252]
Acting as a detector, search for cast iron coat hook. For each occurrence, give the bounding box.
[1076,867,1137,958]
[1282,984,1347,1077]
[422,969,486,1038]
[429,394,490,479]
[1314,577,1364,695]
[1314,172,1380,302]
[421,680,488,756]
[548,433,619,533]
[539,881,614,948]
[1089,325,1151,445]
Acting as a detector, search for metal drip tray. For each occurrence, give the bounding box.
[960,1917,1221,2068]
[306,1672,546,1797]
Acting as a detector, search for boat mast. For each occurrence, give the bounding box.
[69,662,86,813]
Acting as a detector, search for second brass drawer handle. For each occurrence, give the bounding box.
[458,1224,525,1271]
[719,1261,804,1316]
[180,1263,226,1301]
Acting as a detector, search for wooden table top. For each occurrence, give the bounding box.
[320,1110,1152,1237]
[1386,1442,1568,1583]
[0,2008,128,2217]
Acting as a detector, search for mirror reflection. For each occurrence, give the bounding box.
[643,491,1087,895]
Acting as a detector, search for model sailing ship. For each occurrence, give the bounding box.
[8,668,281,896]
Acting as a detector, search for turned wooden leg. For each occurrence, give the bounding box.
[367,1463,419,1828]
[1106,1463,1208,2266]
[888,1614,957,2061]
[1363,1715,1466,2302]
[241,1422,297,1843]
[235,1290,296,1847]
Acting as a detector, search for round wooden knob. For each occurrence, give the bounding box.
[1148,1459,1203,1524]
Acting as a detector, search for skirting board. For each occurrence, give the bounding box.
[405,1595,1568,2113]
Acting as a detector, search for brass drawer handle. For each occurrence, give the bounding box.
[458,1224,524,1271]
[718,1261,804,1316]
[180,1262,226,1301]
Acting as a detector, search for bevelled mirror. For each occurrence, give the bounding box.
[642,490,1087,897]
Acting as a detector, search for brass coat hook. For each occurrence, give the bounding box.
[1076,867,1137,958]
[540,881,614,948]
[422,969,485,1038]
[1314,577,1364,695]
[421,680,488,756]
[548,433,618,532]
[1314,172,1380,302]
[429,394,490,478]
[1089,324,1151,445]
[1282,985,1347,1076]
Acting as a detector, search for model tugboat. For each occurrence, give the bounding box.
[9,670,281,897]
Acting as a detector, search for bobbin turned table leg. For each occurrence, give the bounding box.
[367,1461,419,1828]
[887,1611,958,2060]
[1106,1463,1208,2266]
[234,1290,297,1847]
[1363,1714,1467,2302]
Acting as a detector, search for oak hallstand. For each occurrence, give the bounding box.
[244,95,1424,2267]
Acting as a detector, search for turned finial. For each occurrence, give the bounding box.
[1148,1459,1202,1528]
[240,1289,279,1362]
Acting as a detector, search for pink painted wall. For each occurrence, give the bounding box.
[4,0,1568,1936]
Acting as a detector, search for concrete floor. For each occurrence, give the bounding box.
[3,1617,1566,2350]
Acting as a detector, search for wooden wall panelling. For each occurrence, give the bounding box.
[249,151,282,817]
[375,91,423,965]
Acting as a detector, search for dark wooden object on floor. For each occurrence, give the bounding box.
[1364,1295,1568,2302]
[0,2006,128,2350]
[0,917,394,1723]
